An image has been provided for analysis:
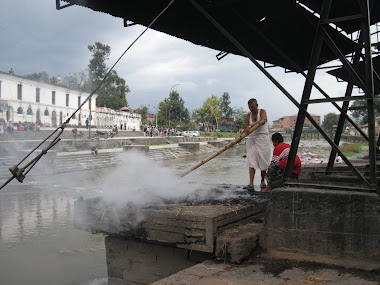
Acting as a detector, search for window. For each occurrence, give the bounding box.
[27,107,33,115]
[36,88,40,102]
[44,109,49,116]
[17,107,23,114]
[52,91,56,105]
[78,96,81,108]
[17,84,22,100]
[66,94,69,106]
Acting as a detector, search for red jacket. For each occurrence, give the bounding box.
[271,142,301,175]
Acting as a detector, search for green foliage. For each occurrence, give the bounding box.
[192,94,222,129]
[135,105,149,125]
[322,112,339,134]
[350,98,380,124]
[233,117,245,132]
[220,92,233,118]
[232,107,247,121]
[157,91,190,128]
[87,42,129,109]
[24,71,50,83]
[88,42,110,82]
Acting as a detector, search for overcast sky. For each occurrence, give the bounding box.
[0,0,354,124]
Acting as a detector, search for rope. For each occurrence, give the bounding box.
[0,0,176,190]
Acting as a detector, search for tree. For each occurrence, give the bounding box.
[157,91,190,129]
[220,92,233,118]
[232,107,247,121]
[87,42,130,109]
[192,95,222,130]
[88,42,110,84]
[350,98,380,124]
[231,107,247,132]
[24,71,50,83]
[135,105,149,125]
[322,112,339,135]
[63,71,88,91]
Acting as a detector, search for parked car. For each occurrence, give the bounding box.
[182,131,193,137]
[182,130,200,137]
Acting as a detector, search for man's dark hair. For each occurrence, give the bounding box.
[248,98,257,105]
[272,132,284,143]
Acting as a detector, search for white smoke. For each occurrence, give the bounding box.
[99,150,225,206]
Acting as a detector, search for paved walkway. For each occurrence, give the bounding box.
[152,259,379,285]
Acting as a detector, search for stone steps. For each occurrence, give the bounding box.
[0,143,220,179]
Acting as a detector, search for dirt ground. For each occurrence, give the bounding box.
[298,139,368,165]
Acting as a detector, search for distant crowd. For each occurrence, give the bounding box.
[0,120,40,135]
[143,126,179,137]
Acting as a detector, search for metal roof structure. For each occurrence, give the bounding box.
[57,0,380,193]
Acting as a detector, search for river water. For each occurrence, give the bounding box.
[0,144,256,285]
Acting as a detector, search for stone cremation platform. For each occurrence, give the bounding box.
[74,185,269,284]
[74,186,269,253]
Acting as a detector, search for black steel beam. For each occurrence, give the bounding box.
[327,49,362,171]
[233,8,372,147]
[55,0,73,10]
[304,95,368,104]
[320,26,372,96]
[189,0,372,188]
[361,0,378,190]
[285,0,332,180]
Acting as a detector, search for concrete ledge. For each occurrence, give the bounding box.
[178,142,200,152]
[261,187,380,270]
[123,145,149,153]
[207,141,226,148]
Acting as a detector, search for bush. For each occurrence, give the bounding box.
[339,144,359,153]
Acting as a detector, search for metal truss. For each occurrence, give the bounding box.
[188,0,378,194]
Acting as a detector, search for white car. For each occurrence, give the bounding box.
[182,131,200,137]
[182,131,193,137]
[192,131,200,137]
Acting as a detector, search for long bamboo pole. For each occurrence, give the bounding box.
[180,119,267,177]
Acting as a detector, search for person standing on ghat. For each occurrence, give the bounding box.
[242,98,271,190]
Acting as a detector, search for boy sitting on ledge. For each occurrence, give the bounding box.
[262,132,301,192]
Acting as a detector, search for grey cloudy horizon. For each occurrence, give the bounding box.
[0,0,350,125]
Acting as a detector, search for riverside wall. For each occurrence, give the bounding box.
[0,134,218,155]
[261,187,380,270]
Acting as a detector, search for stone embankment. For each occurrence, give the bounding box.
[0,130,230,179]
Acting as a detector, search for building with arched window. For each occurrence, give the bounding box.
[0,70,96,127]
[0,69,141,129]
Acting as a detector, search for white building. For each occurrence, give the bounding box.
[95,107,141,131]
[0,69,141,130]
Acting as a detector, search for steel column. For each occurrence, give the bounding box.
[285,0,332,179]
[361,0,378,190]
[188,0,371,188]
[233,8,373,145]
